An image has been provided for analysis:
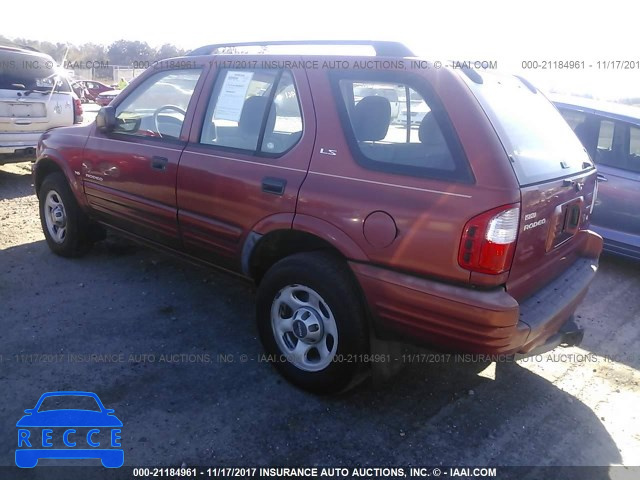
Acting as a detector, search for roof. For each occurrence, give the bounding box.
[549,93,640,123]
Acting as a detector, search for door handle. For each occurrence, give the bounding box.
[150,156,168,171]
[261,177,287,195]
[596,173,608,182]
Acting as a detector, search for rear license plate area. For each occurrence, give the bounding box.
[546,200,584,251]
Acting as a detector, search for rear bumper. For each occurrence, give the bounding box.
[351,231,602,355]
[0,148,37,164]
[512,316,584,359]
[0,133,40,160]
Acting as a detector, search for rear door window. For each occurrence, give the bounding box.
[597,120,614,151]
[200,69,303,155]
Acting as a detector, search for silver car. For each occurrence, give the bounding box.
[553,95,640,259]
[0,46,82,165]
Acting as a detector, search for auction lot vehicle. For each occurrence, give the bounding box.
[95,89,120,107]
[0,46,83,165]
[553,95,640,260]
[33,41,603,393]
[75,80,112,103]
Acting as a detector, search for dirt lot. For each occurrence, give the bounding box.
[0,161,639,479]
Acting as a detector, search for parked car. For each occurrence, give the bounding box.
[75,80,112,103]
[33,41,602,393]
[95,89,120,107]
[0,46,83,165]
[552,95,640,259]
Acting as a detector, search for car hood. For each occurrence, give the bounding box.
[17,410,123,427]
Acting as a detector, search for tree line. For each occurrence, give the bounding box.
[0,36,186,65]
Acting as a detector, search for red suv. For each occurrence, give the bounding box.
[34,41,603,393]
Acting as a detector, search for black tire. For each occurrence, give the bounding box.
[256,251,369,393]
[38,172,93,257]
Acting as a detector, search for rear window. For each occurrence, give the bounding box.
[464,72,592,185]
[0,73,71,93]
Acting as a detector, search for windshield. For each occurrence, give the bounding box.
[0,74,72,93]
[463,71,592,185]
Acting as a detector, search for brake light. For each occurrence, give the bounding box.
[73,98,83,124]
[458,204,520,275]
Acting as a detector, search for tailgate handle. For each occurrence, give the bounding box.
[262,177,286,195]
[596,173,608,182]
[563,178,585,191]
[150,156,168,171]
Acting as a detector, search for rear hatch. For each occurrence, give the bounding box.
[0,49,74,135]
[463,72,597,301]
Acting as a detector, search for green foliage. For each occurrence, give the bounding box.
[1,36,185,65]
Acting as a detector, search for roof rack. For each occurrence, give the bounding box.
[186,40,415,57]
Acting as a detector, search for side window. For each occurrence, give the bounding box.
[627,125,640,173]
[558,109,587,131]
[337,79,462,179]
[114,69,202,140]
[200,69,302,155]
[596,119,638,170]
[597,120,614,151]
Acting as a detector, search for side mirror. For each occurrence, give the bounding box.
[96,106,116,133]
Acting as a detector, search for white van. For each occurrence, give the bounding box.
[0,46,82,165]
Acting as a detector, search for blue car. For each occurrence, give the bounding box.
[553,95,640,259]
[16,391,123,468]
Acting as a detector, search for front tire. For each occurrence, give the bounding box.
[39,172,92,257]
[256,252,369,393]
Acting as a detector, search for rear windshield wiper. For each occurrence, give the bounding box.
[24,89,54,96]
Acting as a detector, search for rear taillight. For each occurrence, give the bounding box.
[458,204,520,275]
[73,98,83,124]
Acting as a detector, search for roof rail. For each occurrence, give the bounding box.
[186,40,415,57]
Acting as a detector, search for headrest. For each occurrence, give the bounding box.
[239,96,276,136]
[419,112,446,146]
[352,96,391,141]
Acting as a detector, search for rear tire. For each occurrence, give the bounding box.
[256,251,369,393]
[38,172,93,257]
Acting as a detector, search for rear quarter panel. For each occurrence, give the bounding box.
[300,62,519,284]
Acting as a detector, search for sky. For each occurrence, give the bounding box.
[4,0,639,100]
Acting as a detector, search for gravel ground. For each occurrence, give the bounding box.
[0,161,639,479]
